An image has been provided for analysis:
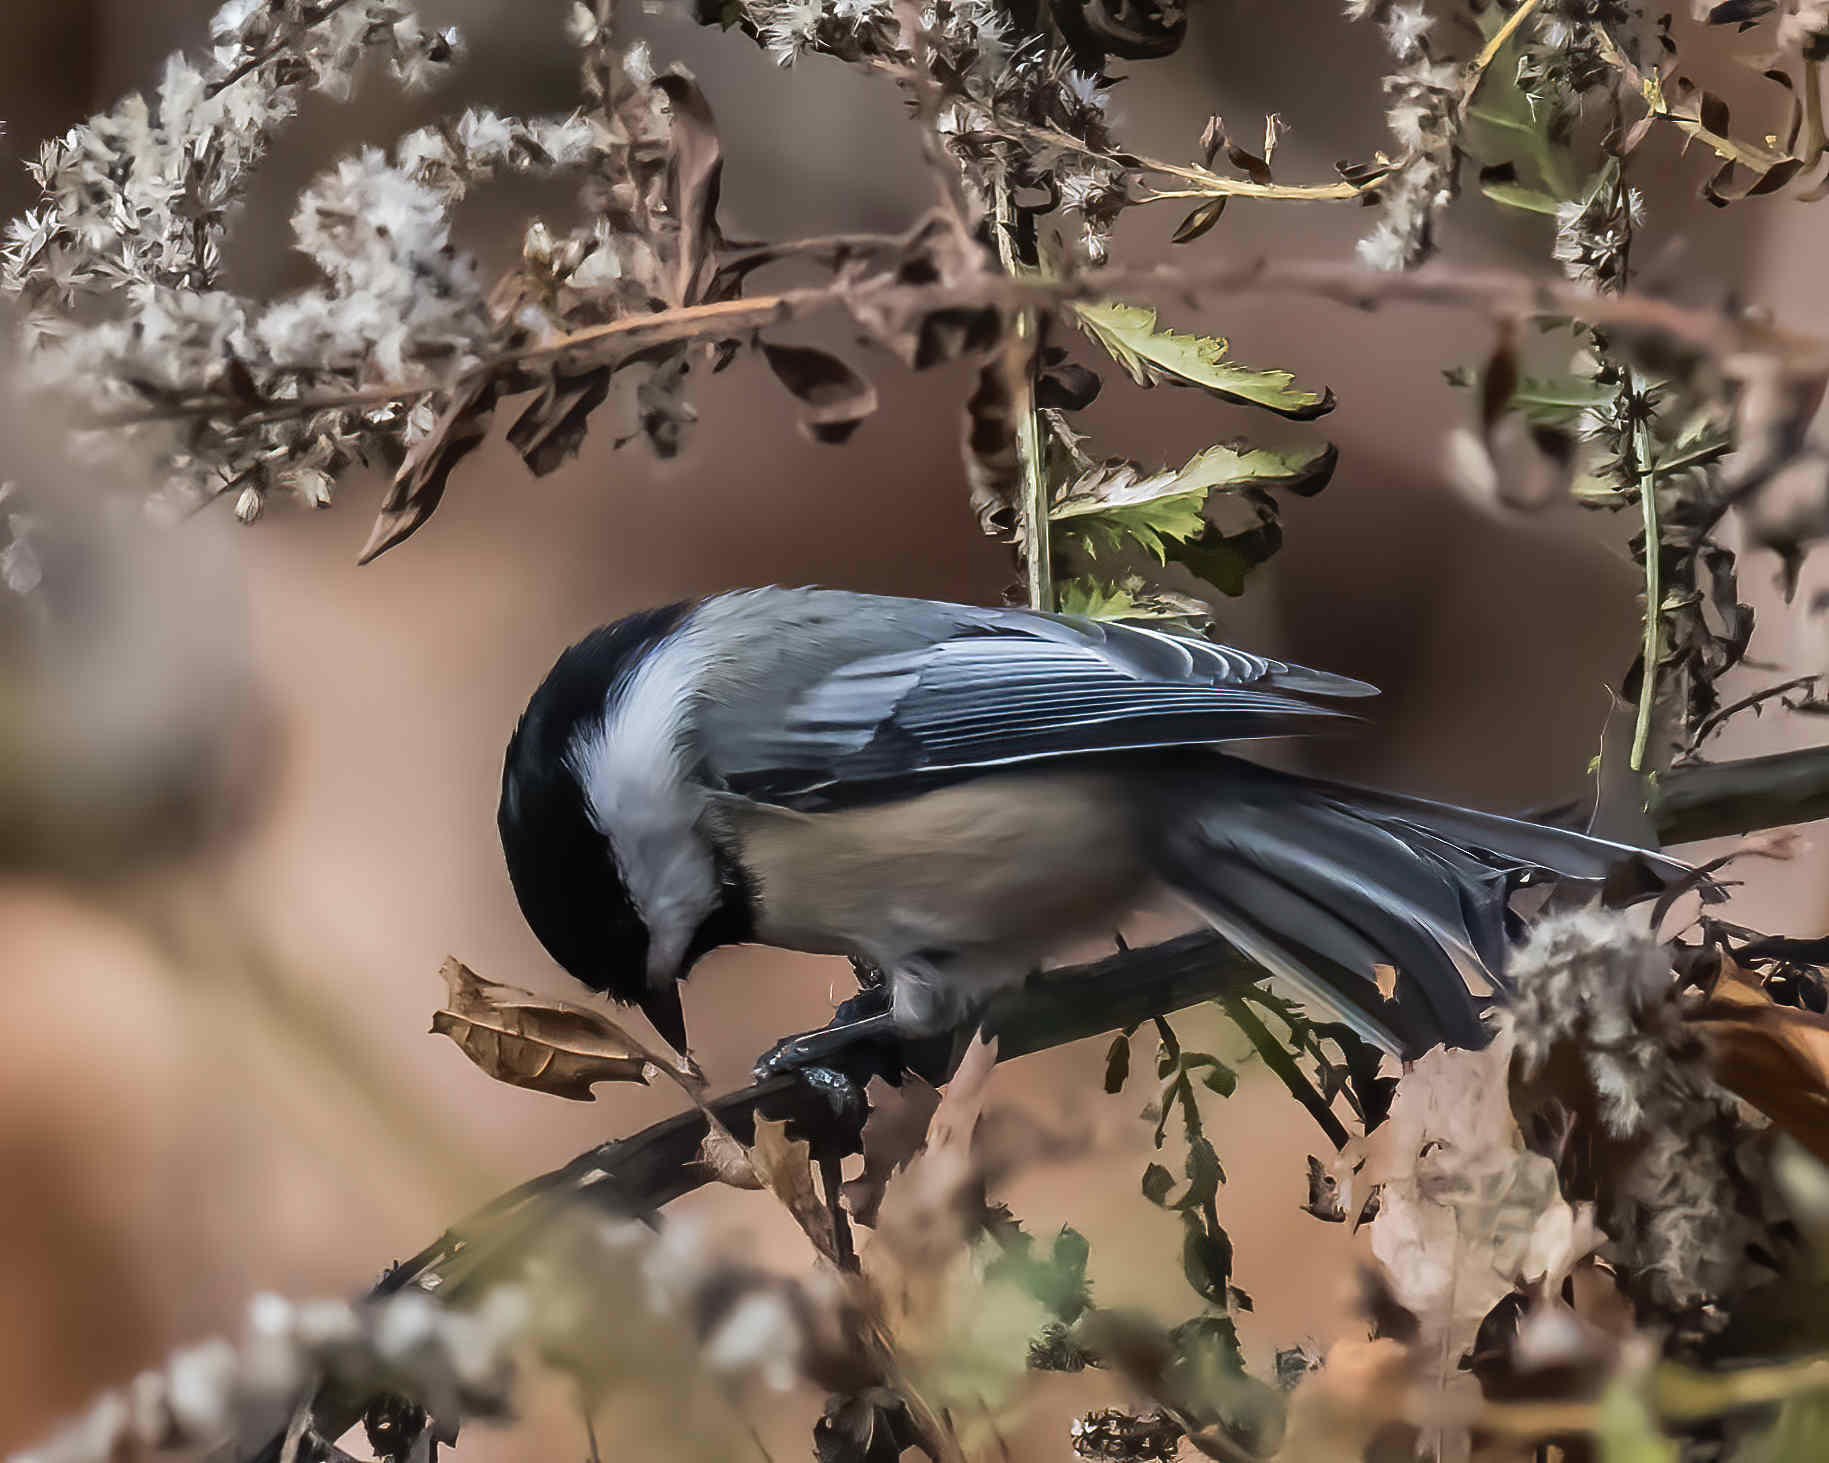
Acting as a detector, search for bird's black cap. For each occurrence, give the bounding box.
[498,603,691,1039]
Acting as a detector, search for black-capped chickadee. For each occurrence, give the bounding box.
[498,587,1677,1065]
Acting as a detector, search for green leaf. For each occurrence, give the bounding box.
[1054,576,1215,628]
[1167,515,1284,598]
[1185,1135,1224,1206]
[1180,1211,1234,1303]
[985,1225,1094,1324]
[1186,1054,1237,1097]
[1142,1162,1177,1207]
[1055,482,1207,561]
[1511,374,1617,423]
[1072,301,1335,420]
[1480,175,1564,214]
[1051,441,1335,562]
[1596,1382,1679,1463]
[1171,1313,1244,1375]
[1052,1225,1091,1280]
[1103,1032,1131,1093]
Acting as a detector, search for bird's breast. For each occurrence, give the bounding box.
[719,769,1155,961]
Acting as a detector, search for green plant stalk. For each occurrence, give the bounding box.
[1630,371,1662,772]
[992,179,1053,611]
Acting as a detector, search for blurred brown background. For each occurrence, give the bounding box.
[4,1,1828,1456]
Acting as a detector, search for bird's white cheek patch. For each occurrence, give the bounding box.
[565,615,723,988]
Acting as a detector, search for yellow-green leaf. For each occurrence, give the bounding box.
[1072,301,1335,420]
[1054,576,1213,627]
[1052,441,1335,562]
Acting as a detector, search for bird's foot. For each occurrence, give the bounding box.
[753,987,959,1088]
[753,1007,901,1083]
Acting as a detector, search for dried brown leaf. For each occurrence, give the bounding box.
[750,1115,842,1263]
[960,329,1029,540]
[430,956,699,1100]
[843,1075,943,1228]
[654,74,725,307]
[358,376,498,565]
[1689,963,1829,1164]
[1277,1338,1417,1463]
[697,1123,765,1190]
[505,367,611,476]
[865,1035,1000,1313]
[759,341,878,444]
[1170,196,1228,244]
[927,1030,998,1153]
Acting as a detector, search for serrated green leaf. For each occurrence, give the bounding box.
[1056,482,1208,561]
[1054,576,1215,628]
[1052,441,1335,563]
[1072,301,1335,420]
[1168,516,1284,598]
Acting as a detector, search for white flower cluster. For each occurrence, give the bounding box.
[13,1285,532,1463]
[1551,178,1644,292]
[13,1203,854,1463]
[0,0,680,526]
[1347,0,1461,271]
[1507,911,1773,1318]
[0,480,42,596]
[748,0,1012,80]
[735,0,1125,259]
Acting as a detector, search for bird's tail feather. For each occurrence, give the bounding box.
[1156,761,1690,1056]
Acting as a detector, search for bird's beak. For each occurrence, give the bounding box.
[639,979,689,1058]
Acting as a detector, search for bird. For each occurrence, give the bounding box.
[497,586,1683,1068]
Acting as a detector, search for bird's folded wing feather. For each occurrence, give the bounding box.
[699,597,1376,799]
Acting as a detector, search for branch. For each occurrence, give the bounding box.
[89,257,1829,433]
[1655,745,1829,844]
[241,739,1829,1461]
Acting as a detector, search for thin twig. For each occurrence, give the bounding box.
[1689,675,1823,750]
[1219,994,1352,1151]
[205,0,363,97]
[1464,0,1545,98]
[81,257,1829,433]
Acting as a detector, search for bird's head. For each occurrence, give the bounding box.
[496,606,715,1054]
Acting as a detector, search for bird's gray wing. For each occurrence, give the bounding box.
[695,591,1376,801]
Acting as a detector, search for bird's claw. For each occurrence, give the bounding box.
[753,1028,839,1079]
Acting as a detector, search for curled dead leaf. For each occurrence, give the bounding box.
[749,1115,842,1264]
[653,73,725,307]
[430,957,701,1100]
[506,367,611,476]
[759,340,879,444]
[843,1075,942,1228]
[358,376,499,565]
[697,1123,765,1190]
[1688,962,1829,1163]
